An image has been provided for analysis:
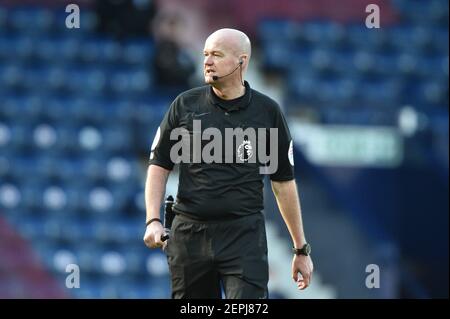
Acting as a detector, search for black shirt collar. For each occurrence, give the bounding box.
[207,81,252,112]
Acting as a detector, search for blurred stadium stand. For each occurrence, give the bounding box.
[257,0,448,298]
[0,0,448,298]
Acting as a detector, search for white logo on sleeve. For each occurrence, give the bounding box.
[288,140,294,166]
[149,127,161,160]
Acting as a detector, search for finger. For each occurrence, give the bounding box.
[143,236,154,249]
[302,276,310,289]
[299,273,311,290]
[154,233,164,247]
[292,270,298,282]
[297,279,305,290]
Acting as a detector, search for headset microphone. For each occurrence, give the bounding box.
[212,60,243,81]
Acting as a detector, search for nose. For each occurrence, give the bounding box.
[204,55,213,66]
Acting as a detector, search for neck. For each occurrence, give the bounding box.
[212,80,246,100]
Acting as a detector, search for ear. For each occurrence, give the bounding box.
[239,55,247,66]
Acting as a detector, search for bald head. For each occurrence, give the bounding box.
[203,29,251,87]
[206,28,251,58]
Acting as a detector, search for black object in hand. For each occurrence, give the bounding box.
[160,195,175,242]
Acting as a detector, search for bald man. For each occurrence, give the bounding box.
[144,28,313,299]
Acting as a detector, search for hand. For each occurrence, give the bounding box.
[143,221,165,249]
[292,255,314,290]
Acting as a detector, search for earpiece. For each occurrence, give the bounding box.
[212,59,244,81]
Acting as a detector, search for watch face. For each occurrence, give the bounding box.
[293,244,311,256]
[305,244,311,255]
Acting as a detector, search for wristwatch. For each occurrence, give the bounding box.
[292,243,311,256]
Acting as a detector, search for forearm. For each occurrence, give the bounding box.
[145,164,170,223]
[271,179,307,248]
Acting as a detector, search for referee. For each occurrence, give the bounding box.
[143,28,313,299]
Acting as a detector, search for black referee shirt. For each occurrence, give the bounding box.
[149,81,295,220]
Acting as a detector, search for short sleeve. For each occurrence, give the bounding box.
[269,106,295,181]
[148,99,179,170]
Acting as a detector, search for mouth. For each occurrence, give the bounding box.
[205,69,215,75]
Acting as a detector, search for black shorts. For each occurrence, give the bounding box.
[164,212,269,299]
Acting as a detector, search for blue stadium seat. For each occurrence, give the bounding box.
[10,122,33,151]
[374,54,400,77]
[122,40,154,66]
[308,49,333,75]
[84,185,123,216]
[57,218,95,243]
[49,36,81,63]
[104,99,136,125]
[396,53,420,78]
[41,185,70,213]
[41,67,68,93]
[70,282,102,299]
[0,152,11,180]
[10,35,35,62]
[75,244,104,274]
[261,41,293,72]
[7,155,37,183]
[358,79,402,108]
[31,123,58,151]
[302,22,348,50]
[258,19,299,43]
[78,40,103,64]
[22,95,46,120]
[34,154,62,181]
[20,181,46,211]
[346,26,381,53]
[13,216,46,241]
[0,121,12,151]
[431,28,449,54]
[65,68,107,96]
[34,36,62,62]
[0,7,7,34]
[121,248,147,276]
[62,125,103,155]
[98,39,123,64]
[416,81,448,107]
[0,36,12,61]
[109,69,151,96]
[390,26,424,55]
[105,156,138,183]
[102,126,133,153]
[9,8,54,35]
[287,68,320,102]
[0,182,22,213]
[123,280,171,298]
[64,183,89,213]
[392,0,448,26]
[416,55,449,81]
[0,64,24,90]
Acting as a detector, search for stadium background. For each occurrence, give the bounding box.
[0,0,447,298]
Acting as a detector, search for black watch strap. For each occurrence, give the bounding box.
[146,218,162,227]
[292,243,311,256]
